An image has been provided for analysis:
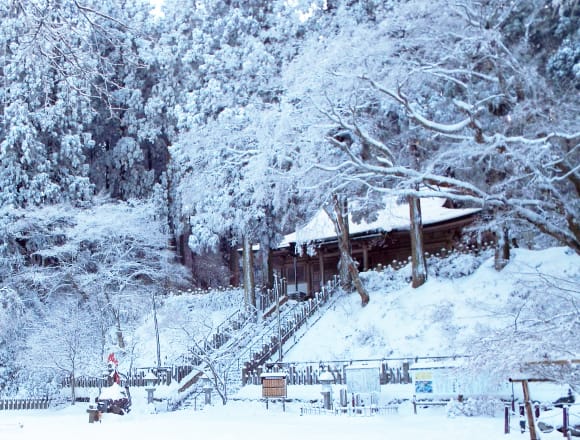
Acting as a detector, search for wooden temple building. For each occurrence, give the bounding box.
[272,197,481,295]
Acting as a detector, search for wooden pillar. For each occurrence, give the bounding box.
[362,242,369,271]
[282,256,289,284]
[318,251,325,288]
[521,380,539,440]
[306,258,312,295]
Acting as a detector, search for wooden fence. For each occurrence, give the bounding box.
[62,365,196,389]
[243,359,412,386]
[0,398,52,410]
[300,404,399,416]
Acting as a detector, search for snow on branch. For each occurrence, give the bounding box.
[319,106,397,167]
[420,65,500,86]
[360,75,482,137]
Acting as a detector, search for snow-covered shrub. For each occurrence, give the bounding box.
[546,37,580,88]
[427,251,486,279]
[360,265,408,293]
[446,397,503,417]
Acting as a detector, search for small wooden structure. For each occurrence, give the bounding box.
[510,359,580,440]
[508,378,547,440]
[261,372,287,410]
[86,405,101,423]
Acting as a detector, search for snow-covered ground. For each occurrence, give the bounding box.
[0,391,576,440]
[0,247,578,439]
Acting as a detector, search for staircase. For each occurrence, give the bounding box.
[236,279,341,384]
[173,278,341,408]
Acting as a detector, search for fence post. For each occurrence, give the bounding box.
[403,362,410,383]
[563,406,569,438]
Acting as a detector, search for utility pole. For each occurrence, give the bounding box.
[274,274,282,362]
[153,292,161,369]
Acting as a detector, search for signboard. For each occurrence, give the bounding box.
[261,373,287,398]
[345,364,380,394]
[411,361,511,399]
[414,370,434,393]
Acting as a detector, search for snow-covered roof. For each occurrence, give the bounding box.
[260,372,288,378]
[409,358,466,370]
[279,196,480,247]
[345,362,381,370]
[98,383,127,400]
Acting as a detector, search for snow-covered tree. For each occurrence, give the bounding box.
[363,1,578,256]
[278,0,579,273]
[83,1,167,200]
[168,0,303,294]
[270,1,426,293]
[0,198,189,394]
[0,1,169,208]
[0,4,93,207]
[0,287,27,394]
[20,298,100,403]
[173,106,283,303]
[465,267,580,390]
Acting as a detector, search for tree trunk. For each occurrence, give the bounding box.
[259,238,274,289]
[113,309,126,349]
[327,195,352,291]
[70,372,76,404]
[115,326,125,349]
[104,290,125,349]
[494,226,510,271]
[409,195,427,288]
[242,234,256,309]
[327,194,370,306]
[229,244,240,286]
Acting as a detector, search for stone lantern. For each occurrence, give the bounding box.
[144,371,157,404]
[319,370,335,410]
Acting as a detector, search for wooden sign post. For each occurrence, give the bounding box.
[261,372,287,411]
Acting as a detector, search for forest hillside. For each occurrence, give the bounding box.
[0,0,578,399]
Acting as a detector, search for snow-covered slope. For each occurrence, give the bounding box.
[283,247,579,362]
[130,247,578,372]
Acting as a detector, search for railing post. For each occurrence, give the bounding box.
[563,405,569,438]
[504,404,510,434]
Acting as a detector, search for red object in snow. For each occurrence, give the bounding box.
[107,353,120,384]
[107,352,119,366]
